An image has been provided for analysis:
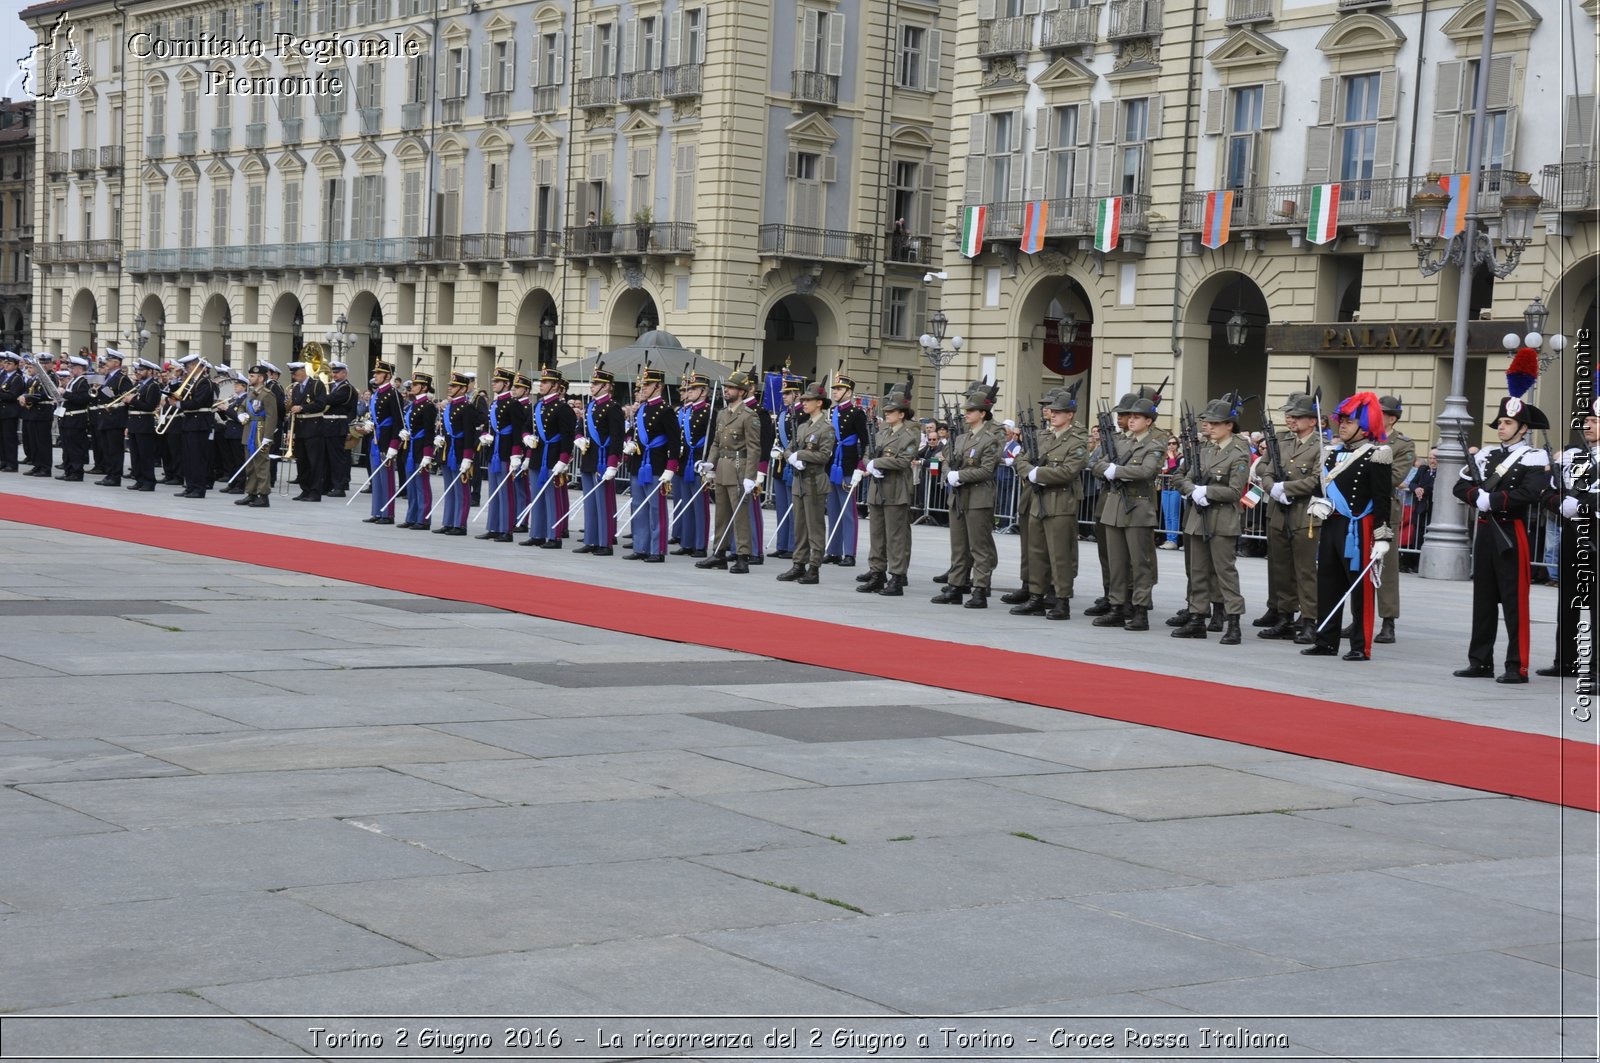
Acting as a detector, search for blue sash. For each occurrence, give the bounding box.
[635,405,667,481]
[1325,474,1372,571]
[586,399,610,467]
[829,407,859,485]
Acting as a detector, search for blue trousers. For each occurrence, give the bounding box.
[580,470,617,547]
[630,479,669,556]
[484,463,514,533]
[772,473,795,552]
[1160,489,1182,543]
[368,446,396,518]
[403,457,432,525]
[674,476,710,550]
[826,479,860,556]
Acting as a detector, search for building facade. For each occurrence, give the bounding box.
[22,0,954,399]
[0,99,34,350]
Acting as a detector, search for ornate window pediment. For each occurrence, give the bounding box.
[1317,13,1405,60]
[1207,29,1286,72]
[618,109,660,135]
[785,111,839,146]
[524,122,561,149]
[1033,55,1097,92]
[1439,0,1540,42]
[352,142,386,169]
[476,129,512,153]
[312,145,345,170]
[888,124,935,149]
[275,150,306,174]
[204,158,233,179]
[394,135,430,161]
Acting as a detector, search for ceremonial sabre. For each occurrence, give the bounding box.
[515,468,562,527]
[472,461,522,523]
[708,481,758,556]
[1315,553,1381,633]
[574,473,615,511]
[394,457,430,499]
[224,438,273,486]
[424,467,462,522]
[615,476,669,527]
[774,499,795,530]
[345,453,396,506]
[821,479,860,551]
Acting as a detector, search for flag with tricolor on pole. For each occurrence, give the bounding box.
[1200,190,1233,250]
[960,205,987,258]
[1306,183,1340,244]
[1439,173,1471,238]
[1093,197,1121,254]
[1020,201,1048,254]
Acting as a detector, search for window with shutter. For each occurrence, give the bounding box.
[1224,86,1263,188]
[686,9,704,64]
[898,25,924,89]
[965,113,988,205]
[825,12,846,77]
[283,179,301,241]
[1562,94,1597,168]
[1335,72,1381,185]
[673,143,696,224]
[402,170,421,237]
[146,191,163,249]
[213,185,229,243]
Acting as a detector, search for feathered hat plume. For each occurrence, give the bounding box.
[1336,392,1387,442]
[1506,346,1539,399]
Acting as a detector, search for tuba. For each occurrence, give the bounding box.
[300,341,330,383]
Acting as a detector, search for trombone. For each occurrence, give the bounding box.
[19,354,62,405]
[155,359,209,435]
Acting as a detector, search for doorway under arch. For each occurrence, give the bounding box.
[268,292,304,365]
[69,289,98,356]
[514,289,559,371]
[199,293,233,364]
[1184,271,1271,408]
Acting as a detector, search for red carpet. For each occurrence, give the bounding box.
[5,493,1597,812]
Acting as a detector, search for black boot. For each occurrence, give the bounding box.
[856,571,887,594]
[776,563,806,582]
[1009,594,1047,616]
[796,565,820,584]
[1373,618,1396,644]
[963,587,989,609]
[1258,614,1298,640]
[729,555,750,574]
[1123,606,1150,631]
[855,570,877,583]
[1090,605,1128,627]
[1251,608,1282,628]
[876,574,905,597]
[1220,616,1242,645]
[1293,619,1318,645]
[999,588,1032,605]
[695,552,729,570]
[1045,599,1071,621]
[1165,609,1192,628]
[931,584,967,605]
[1170,615,1207,639]
[1207,603,1225,632]
[1084,597,1112,617]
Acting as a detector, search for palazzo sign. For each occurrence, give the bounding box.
[1265,321,1507,355]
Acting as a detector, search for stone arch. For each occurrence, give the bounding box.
[1544,251,1600,426]
[1009,264,1103,409]
[1316,13,1406,58]
[1181,268,1272,409]
[514,287,559,371]
[198,292,233,364]
[607,284,665,353]
[137,293,168,363]
[268,290,304,364]
[68,288,98,356]
[342,289,383,380]
[755,287,846,386]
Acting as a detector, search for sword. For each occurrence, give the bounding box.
[515,467,564,527]
[774,499,795,530]
[822,478,861,551]
[224,437,273,486]
[345,453,396,506]
[574,471,616,511]
[676,475,711,517]
[709,481,758,556]
[394,457,430,500]
[425,467,462,522]
[1315,553,1381,634]
[615,475,669,527]
[472,460,523,523]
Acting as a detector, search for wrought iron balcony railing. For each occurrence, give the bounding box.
[281,118,303,144]
[758,224,874,263]
[483,92,510,121]
[459,233,504,260]
[531,86,560,115]
[573,76,617,109]
[359,107,383,136]
[792,70,839,106]
[1177,176,1429,232]
[441,98,465,124]
[506,229,561,259]
[1542,160,1599,212]
[401,102,428,130]
[1225,0,1273,26]
[44,151,68,176]
[319,113,342,139]
[37,239,122,265]
[886,231,934,265]
[244,123,267,149]
[70,148,95,171]
[211,127,231,153]
[177,132,198,156]
[144,136,165,159]
[663,64,702,98]
[1041,8,1096,49]
[1107,0,1162,39]
[100,145,124,169]
[979,195,1151,243]
[620,70,660,104]
[561,221,697,257]
[978,16,1034,58]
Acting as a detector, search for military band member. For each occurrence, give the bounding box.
[215,372,249,492]
[18,357,55,476]
[1372,395,1415,644]
[0,351,22,471]
[672,373,714,557]
[1450,395,1550,683]
[522,367,575,548]
[769,375,804,558]
[433,370,481,535]
[397,372,438,529]
[174,353,218,498]
[624,366,683,561]
[932,383,1004,609]
[856,382,922,597]
[322,360,358,497]
[696,370,765,572]
[93,348,133,485]
[1302,393,1395,661]
[1256,393,1322,642]
[359,359,405,525]
[262,362,288,487]
[777,381,836,584]
[1088,394,1164,630]
[1010,388,1089,619]
[55,355,92,481]
[287,361,328,502]
[1171,396,1252,643]
[824,374,869,565]
[1541,399,1599,693]
[233,364,279,508]
[474,367,527,542]
[158,362,183,484]
[575,365,625,555]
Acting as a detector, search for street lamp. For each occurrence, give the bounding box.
[123,312,150,357]
[918,309,964,412]
[219,309,232,364]
[1502,297,1568,383]
[1225,310,1249,354]
[1410,170,1541,280]
[324,312,353,363]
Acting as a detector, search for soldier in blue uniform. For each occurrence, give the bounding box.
[624,366,683,561]
[360,359,405,524]
[824,374,869,566]
[523,367,576,548]
[575,364,626,556]
[672,372,714,557]
[433,370,481,535]
[769,374,804,558]
[396,372,437,530]
[474,367,527,542]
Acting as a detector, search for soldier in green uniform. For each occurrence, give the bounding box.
[696,369,766,573]
[1089,395,1165,630]
[932,382,1005,608]
[1372,395,1415,644]
[1256,393,1324,642]
[1010,387,1090,619]
[1171,396,1253,643]
[856,381,921,596]
[1085,394,1136,616]
[776,381,836,585]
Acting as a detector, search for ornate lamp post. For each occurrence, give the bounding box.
[324,312,354,365]
[918,309,964,411]
[1225,310,1249,355]
[123,313,150,357]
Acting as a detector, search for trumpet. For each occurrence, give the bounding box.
[89,386,139,412]
[155,359,209,435]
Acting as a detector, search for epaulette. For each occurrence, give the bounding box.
[1371,444,1393,464]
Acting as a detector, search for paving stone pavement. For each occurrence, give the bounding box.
[0,510,1595,1062]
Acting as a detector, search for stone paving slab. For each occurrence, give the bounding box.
[392,757,686,805]
[0,819,477,910]
[1,672,292,705]
[0,599,204,616]
[0,702,249,741]
[228,665,532,697]
[950,725,1304,770]
[694,832,1200,915]
[1294,797,1589,858]
[433,714,801,758]
[0,786,119,840]
[0,737,194,785]
[116,724,527,773]
[692,704,1036,743]
[359,597,507,614]
[476,659,862,687]
[20,766,495,829]
[990,764,1360,820]
[1234,756,1497,803]
[1502,939,1600,978]
[471,686,795,718]
[1381,853,1599,918]
[704,736,1070,786]
[496,748,821,797]
[347,797,833,871]
[6,993,313,1059]
[705,678,1007,708]
[29,649,333,675]
[0,655,64,679]
[0,892,429,1012]
[164,692,550,730]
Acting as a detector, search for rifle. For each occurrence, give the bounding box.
[1309,387,1329,540]
[1179,401,1213,542]
[1262,409,1288,504]
[1458,427,1513,551]
[1096,398,1135,514]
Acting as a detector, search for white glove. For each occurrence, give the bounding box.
[398,429,411,442]
[1103,464,1117,482]
[1307,497,1333,521]
[1562,496,1582,520]
[508,455,524,475]
[602,465,618,481]
[53,406,65,419]
[1191,486,1209,507]
[787,453,804,470]
[478,432,493,447]
[1002,455,1015,466]
[424,456,438,470]
[575,437,591,454]
[551,460,569,476]
[850,468,864,488]
[1370,540,1391,563]
[433,435,446,449]
[742,478,758,495]
[946,470,960,488]
[1270,482,1288,505]
[523,433,538,449]
[1027,467,1038,484]
[1473,490,1491,512]
[460,457,474,473]
[696,460,714,477]
[623,440,640,456]
[769,446,783,461]
[236,411,250,425]
[661,468,675,483]
[384,446,398,462]
[755,471,767,487]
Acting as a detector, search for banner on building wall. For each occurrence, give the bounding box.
[1020,201,1048,254]
[1440,173,1472,238]
[1093,197,1121,254]
[1043,318,1093,378]
[1307,183,1341,244]
[960,206,987,258]
[1201,190,1233,250]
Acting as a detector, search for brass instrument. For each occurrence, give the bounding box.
[155,359,209,435]
[281,411,297,462]
[300,341,331,383]
[19,354,62,405]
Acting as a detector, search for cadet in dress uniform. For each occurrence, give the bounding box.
[1010,388,1090,619]
[93,349,134,485]
[473,367,526,542]
[1371,395,1415,644]
[777,380,835,584]
[173,354,218,498]
[322,361,358,497]
[1540,399,1600,692]
[696,369,765,572]
[1256,393,1323,643]
[522,367,575,548]
[433,370,482,535]
[55,355,93,480]
[624,366,683,561]
[1171,396,1253,644]
[234,364,279,508]
[397,372,438,530]
[0,351,22,471]
[769,374,804,558]
[1088,395,1165,630]
[360,359,405,525]
[1450,396,1551,683]
[824,375,870,565]
[575,365,626,555]
[855,382,922,597]
[287,361,328,502]
[672,373,714,557]
[123,359,163,491]
[932,383,1005,609]
[1301,393,1395,661]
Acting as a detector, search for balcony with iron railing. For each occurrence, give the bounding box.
[663,63,702,98]
[620,70,660,104]
[758,224,873,264]
[531,85,560,115]
[792,70,839,106]
[1041,7,1096,49]
[1107,0,1162,39]
[177,131,198,156]
[1542,160,1598,213]
[1224,0,1273,26]
[281,117,303,144]
[245,123,267,150]
[483,92,510,121]
[35,239,121,265]
[1177,176,1429,233]
[127,237,445,274]
[401,101,428,130]
[506,229,561,259]
[100,145,123,169]
[441,97,465,124]
[70,148,95,172]
[420,235,460,262]
[359,107,383,136]
[978,16,1034,58]
[211,127,231,153]
[980,195,1151,245]
[44,151,69,176]
[573,76,617,109]
[1336,0,1389,9]
[319,113,342,139]
[886,231,934,265]
[562,221,697,257]
[459,233,505,260]
[145,135,165,159]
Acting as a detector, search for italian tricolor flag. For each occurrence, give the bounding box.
[960,206,987,258]
[1093,197,1121,253]
[1307,183,1340,244]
